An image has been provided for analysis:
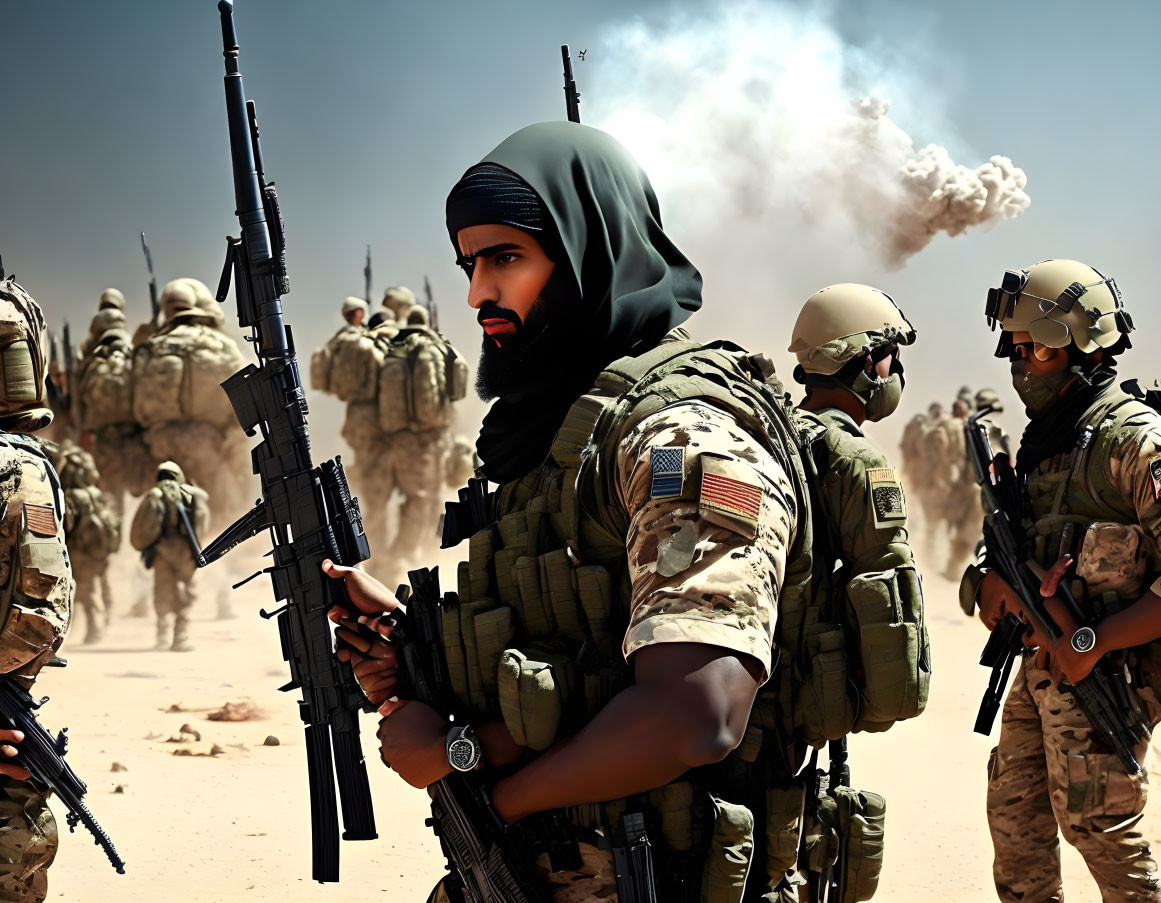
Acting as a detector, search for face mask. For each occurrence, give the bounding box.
[849,360,904,422]
[1010,359,1072,413]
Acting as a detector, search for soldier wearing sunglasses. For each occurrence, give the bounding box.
[965,258,1161,902]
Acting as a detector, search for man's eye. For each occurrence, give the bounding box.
[495,253,518,265]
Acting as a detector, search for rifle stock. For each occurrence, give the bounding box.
[201,1,376,881]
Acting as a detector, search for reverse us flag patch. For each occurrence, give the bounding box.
[867,467,907,530]
[650,446,685,499]
[23,503,56,537]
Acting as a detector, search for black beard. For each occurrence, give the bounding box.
[474,294,555,401]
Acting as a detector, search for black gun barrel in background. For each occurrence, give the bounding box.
[202,0,376,882]
[965,415,1148,773]
[0,679,125,874]
[140,232,159,322]
[364,245,372,305]
[561,45,580,123]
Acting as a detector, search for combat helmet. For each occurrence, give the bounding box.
[0,275,53,431]
[406,306,430,327]
[341,296,369,324]
[789,283,916,377]
[975,388,1003,414]
[985,259,1133,357]
[381,286,416,322]
[157,460,185,483]
[161,278,216,324]
[98,288,126,311]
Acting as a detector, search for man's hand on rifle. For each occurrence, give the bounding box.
[979,570,1022,630]
[0,729,30,781]
[322,560,401,707]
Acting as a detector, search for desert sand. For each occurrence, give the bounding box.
[40,542,1160,903]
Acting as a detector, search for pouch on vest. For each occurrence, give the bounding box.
[474,607,515,697]
[765,782,805,881]
[846,566,930,732]
[308,345,331,394]
[447,347,469,402]
[497,647,574,751]
[806,787,885,903]
[700,796,754,903]
[802,628,854,743]
[378,355,410,433]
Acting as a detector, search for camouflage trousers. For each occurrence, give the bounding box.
[72,555,112,644]
[988,657,1161,902]
[0,776,57,902]
[423,842,617,903]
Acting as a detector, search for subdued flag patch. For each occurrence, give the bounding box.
[24,503,56,537]
[699,455,762,539]
[867,467,907,530]
[651,446,685,499]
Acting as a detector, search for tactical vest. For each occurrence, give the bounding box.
[375,326,468,434]
[1025,386,1155,603]
[441,331,814,899]
[0,434,73,681]
[768,409,928,746]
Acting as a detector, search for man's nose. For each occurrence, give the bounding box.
[466,271,495,311]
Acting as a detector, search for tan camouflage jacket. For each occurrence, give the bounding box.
[0,434,73,680]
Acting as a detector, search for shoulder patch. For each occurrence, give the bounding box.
[867,466,907,530]
[650,446,685,499]
[1149,456,1161,501]
[24,503,57,537]
[699,454,762,539]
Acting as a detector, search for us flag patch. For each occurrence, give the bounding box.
[699,455,762,539]
[651,447,685,499]
[24,503,56,537]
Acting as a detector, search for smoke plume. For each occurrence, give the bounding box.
[587,2,1030,269]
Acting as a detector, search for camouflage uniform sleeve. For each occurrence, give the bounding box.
[817,429,915,576]
[616,400,797,677]
[1106,421,1161,596]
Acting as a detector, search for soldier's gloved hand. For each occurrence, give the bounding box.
[0,730,31,782]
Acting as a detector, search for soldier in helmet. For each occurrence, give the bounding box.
[129,461,209,651]
[131,278,248,532]
[56,443,120,644]
[324,121,811,902]
[963,258,1161,902]
[0,274,74,901]
[365,286,468,582]
[783,283,929,893]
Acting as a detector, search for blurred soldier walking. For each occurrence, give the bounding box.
[131,278,248,531]
[130,461,209,652]
[0,272,74,902]
[56,444,120,645]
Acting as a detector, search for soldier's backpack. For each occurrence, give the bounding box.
[65,486,122,560]
[131,320,244,434]
[325,328,384,404]
[376,326,468,433]
[78,333,134,431]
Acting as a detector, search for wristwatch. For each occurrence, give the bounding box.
[1070,626,1097,654]
[446,724,483,773]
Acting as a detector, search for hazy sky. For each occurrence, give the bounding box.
[1,0,1158,455]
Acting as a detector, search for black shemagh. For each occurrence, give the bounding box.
[1015,365,1118,480]
[445,122,702,485]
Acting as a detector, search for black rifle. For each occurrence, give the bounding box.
[61,321,77,428]
[561,45,581,123]
[140,232,160,323]
[198,1,376,882]
[965,415,1149,773]
[0,678,125,874]
[975,612,1027,734]
[389,567,546,903]
[364,245,372,305]
[423,274,439,332]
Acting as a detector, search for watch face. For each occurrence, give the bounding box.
[1071,626,1097,654]
[448,736,480,772]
